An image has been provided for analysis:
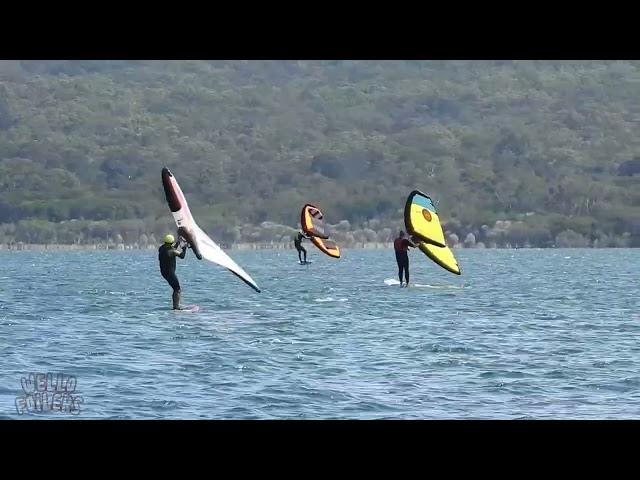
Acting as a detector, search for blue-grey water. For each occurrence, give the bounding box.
[0,248,638,419]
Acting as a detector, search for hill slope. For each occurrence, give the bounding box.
[0,60,639,247]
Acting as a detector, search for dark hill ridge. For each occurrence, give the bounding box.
[0,60,638,247]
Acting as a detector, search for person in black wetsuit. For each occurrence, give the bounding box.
[393,230,417,287]
[159,233,187,309]
[294,230,311,263]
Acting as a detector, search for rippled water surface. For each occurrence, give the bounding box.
[0,248,638,419]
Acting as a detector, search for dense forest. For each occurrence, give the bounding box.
[0,60,639,248]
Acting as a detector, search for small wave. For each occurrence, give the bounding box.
[150,400,188,411]
[413,284,466,290]
[384,278,464,289]
[314,297,347,303]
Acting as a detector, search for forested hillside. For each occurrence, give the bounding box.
[0,60,639,247]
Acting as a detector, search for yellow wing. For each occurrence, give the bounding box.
[418,242,461,275]
[301,204,329,239]
[404,190,446,248]
[311,236,341,258]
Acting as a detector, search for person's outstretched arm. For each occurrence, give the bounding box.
[177,237,188,258]
[168,242,187,258]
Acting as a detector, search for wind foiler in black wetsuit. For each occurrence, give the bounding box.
[159,239,187,309]
[294,231,309,263]
[393,232,417,287]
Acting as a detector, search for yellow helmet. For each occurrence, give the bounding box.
[164,234,175,244]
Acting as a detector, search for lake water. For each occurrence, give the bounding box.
[0,248,638,419]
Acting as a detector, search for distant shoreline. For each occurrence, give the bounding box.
[0,242,635,251]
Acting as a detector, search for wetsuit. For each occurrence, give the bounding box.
[394,237,412,285]
[159,242,187,309]
[294,232,307,263]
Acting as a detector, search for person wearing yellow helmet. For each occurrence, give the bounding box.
[158,233,187,309]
